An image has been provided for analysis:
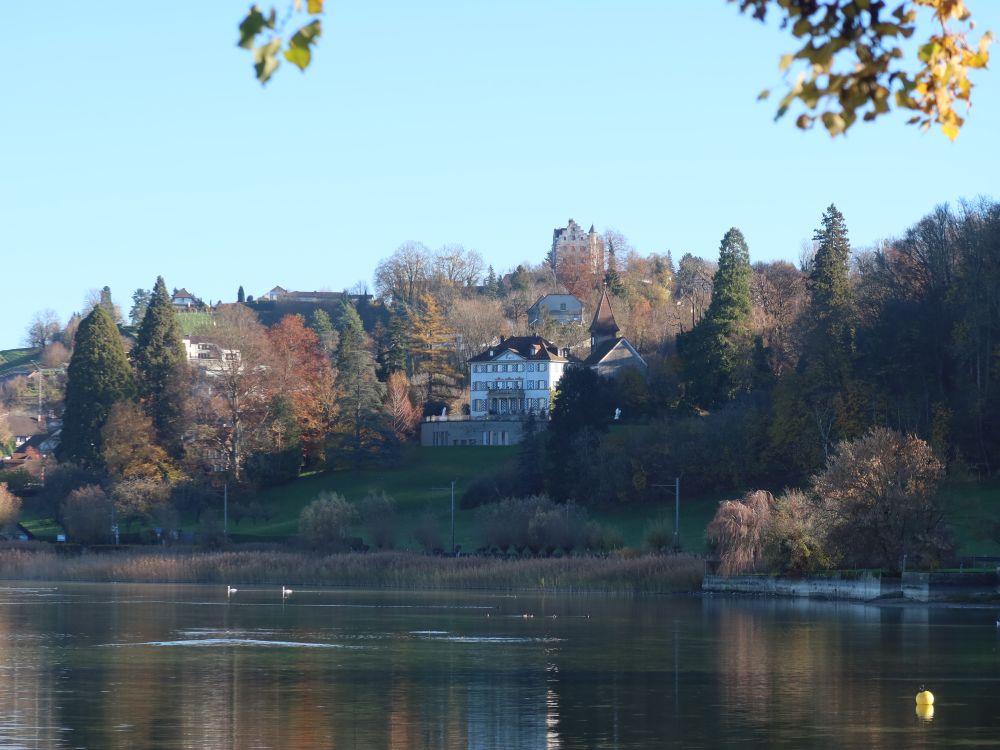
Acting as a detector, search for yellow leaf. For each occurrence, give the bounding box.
[779,53,795,72]
[942,122,959,140]
[308,0,324,12]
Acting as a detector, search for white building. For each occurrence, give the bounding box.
[468,335,568,418]
[181,336,239,375]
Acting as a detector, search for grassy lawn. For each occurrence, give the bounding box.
[233,446,517,549]
[175,311,215,336]
[943,480,1000,557]
[0,347,40,377]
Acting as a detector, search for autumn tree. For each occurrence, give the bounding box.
[268,314,338,466]
[101,401,180,482]
[385,371,420,441]
[814,428,947,571]
[408,293,460,409]
[60,306,136,468]
[132,277,189,453]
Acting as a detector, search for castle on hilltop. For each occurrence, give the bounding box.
[549,219,604,276]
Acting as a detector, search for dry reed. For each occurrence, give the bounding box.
[0,548,704,594]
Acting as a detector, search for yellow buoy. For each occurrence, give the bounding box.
[916,690,935,706]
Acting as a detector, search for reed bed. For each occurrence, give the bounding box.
[0,548,705,594]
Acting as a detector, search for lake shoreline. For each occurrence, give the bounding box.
[0,546,705,595]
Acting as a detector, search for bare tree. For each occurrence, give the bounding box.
[751,260,807,375]
[191,305,276,482]
[447,297,510,362]
[24,309,61,349]
[433,245,485,288]
[374,242,432,307]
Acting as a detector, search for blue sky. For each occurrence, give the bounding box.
[3,1,999,349]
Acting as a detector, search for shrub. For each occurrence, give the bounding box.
[61,484,113,544]
[0,482,22,532]
[298,491,358,551]
[643,518,675,553]
[360,491,397,549]
[413,510,444,553]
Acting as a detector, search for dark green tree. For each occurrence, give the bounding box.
[377,311,409,378]
[132,277,189,453]
[237,285,246,303]
[800,204,858,456]
[546,367,611,499]
[59,306,136,468]
[679,228,754,406]
[334,300,387,468]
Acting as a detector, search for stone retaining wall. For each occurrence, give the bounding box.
[703,573,886,601]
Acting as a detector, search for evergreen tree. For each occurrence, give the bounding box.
[309,308,338,356]
[381,312,409,377]
[60,306,136,468]
[129,288,152,327]
[237,285,246,303]
[484,265,498,298]
[679,227,754,406]
[800,204,858,456]
[132,276,189,453]
[334,300,387,468]
[604,241,626,296]
[98,286,122,323]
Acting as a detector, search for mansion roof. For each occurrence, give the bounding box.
[468,335,567,363]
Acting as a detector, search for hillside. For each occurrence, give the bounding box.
[0,347,40,378]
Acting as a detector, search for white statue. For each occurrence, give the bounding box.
[614,407,621,421]
[441,406,448,417]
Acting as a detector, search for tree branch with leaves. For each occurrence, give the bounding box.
[734,0,993,139]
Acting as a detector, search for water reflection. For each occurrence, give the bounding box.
[1,585,1000,748]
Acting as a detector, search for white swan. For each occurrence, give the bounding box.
[282,586,293,597]
[227,586,238,595]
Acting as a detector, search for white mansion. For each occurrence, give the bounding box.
[467,336,568,417]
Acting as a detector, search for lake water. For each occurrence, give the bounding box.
[1,582,999,749]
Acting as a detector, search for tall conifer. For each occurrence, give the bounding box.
[335,301,386,468]
[680,228,753,405]
[132,277,189,453]
[60,306,135,467]
[800,204,858,455]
